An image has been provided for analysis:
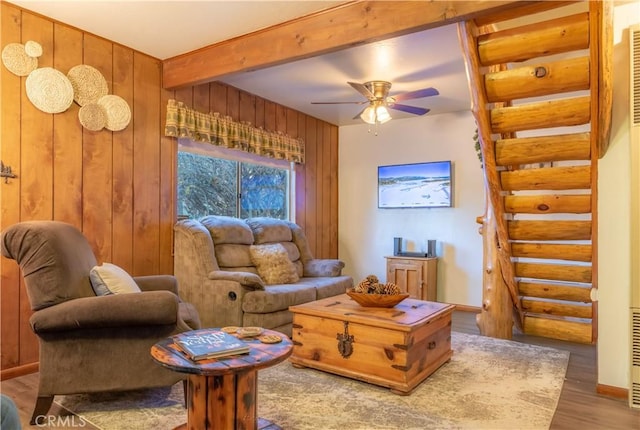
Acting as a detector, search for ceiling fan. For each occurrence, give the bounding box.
[311,81,439,125]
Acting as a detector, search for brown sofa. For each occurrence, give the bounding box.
[174,216,353,336]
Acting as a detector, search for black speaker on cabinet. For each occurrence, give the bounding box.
[427,240,437,258]
[393,237,402,256]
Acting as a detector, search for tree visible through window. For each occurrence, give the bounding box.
[178,151,289,220]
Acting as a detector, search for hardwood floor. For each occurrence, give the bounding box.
[1,310,638,429]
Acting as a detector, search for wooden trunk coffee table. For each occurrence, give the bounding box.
[289,294,454,394]
[151,328,292,430]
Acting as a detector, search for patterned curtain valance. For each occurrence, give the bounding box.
[165,99,304,164]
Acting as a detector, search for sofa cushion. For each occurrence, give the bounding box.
[281,242,301,262]
[296,275,352,300]
[201,215,254,245]
[249,243,299,285]
[215,243,253,268]
[304,259,345,277]
[242,284,317,313]
[293,260,304,278]
[89,263,141,295]
[246,217,292,244]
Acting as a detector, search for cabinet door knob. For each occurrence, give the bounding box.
[428,341,436,350]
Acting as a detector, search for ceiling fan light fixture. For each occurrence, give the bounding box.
[376,105,392,123]
[360,102,391,125]
[360,105,377,124]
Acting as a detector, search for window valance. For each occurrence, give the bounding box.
[165,99,304,164]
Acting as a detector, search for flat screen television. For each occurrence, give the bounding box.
[378,160,452,209]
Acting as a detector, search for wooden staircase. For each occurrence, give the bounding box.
[458,1,613,344]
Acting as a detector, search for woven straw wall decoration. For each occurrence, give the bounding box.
[24,41,43,58]
[25,67,74,114]
[1,43,38,76]
[97,95,131,131]
[3,40,131,131]
[78,103,107,131]
[67,65,109,106]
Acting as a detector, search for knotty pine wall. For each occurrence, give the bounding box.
[0,3,339,376]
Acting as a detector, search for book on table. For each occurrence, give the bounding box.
[173,329,250,361]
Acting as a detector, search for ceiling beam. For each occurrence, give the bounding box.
[162,0,533,89]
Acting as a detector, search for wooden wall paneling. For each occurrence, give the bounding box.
[312,121,322,257]
[82,34,113,264]
[304,117,318,256]
[111,45,135,273]
[322,122,337,258]
[264,100,276,131]
[317,122,327,258]
[254,97,265,129]
[239,90,256,124]
[52,24,83,228]
[294,114,306,230]
[132,53,162,275]
[21,12,53,221]
[226,86,240,121]
[275,104,287,133]
[174,87,193,106]
[193,83,210,113]
[286,108,298,138]
[20,11,55,365]
[1,3,23,370]
[329,124,339,257]
[0,8,247,374]
[160,86,177,274]
[210,82,228,116]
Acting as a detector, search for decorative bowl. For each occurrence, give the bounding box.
[346,291,410,308]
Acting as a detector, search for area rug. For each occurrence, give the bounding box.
[56,332,569,430]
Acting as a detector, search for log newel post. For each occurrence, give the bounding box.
[476,193,514,339]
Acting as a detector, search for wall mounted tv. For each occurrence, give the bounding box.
[378,160,452,209]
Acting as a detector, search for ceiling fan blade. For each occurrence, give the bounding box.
[311,101,368,105]
[388,103,430,116]
[391,87,439,102]
[348,81,375,100]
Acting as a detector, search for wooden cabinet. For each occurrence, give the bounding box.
[385,256,438,301]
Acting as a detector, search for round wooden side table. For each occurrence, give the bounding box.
[151,328,292,430]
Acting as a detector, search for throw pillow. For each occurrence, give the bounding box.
[89,262,141,295]
[249,243,299,285]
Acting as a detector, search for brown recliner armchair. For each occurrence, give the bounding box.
[1,221,201,424]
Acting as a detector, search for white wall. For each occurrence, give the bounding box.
[338,111,484,305]
[597,0,640,391]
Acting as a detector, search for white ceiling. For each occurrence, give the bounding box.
[9,0,471,126]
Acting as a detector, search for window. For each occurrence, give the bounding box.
[177,142,292,220]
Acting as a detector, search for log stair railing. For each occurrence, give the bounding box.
[459,1,612,344]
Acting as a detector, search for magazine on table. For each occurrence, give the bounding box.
[173,329,250,361]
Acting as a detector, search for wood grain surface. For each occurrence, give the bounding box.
[151,328,292,430]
